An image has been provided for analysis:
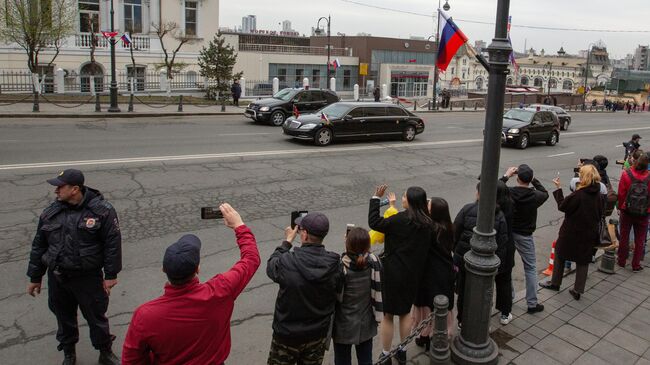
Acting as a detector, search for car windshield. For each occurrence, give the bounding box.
[273,89,298,101]
[318,103,349,118]
[504,109,534,123]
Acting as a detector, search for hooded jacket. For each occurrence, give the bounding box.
[501,177,549,235]
[267,241,343,342]
[27,187,122,282]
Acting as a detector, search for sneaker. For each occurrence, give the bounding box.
[500,313,513,325]
[539,281,560,291]
[527,304,545,313]
[633,266,644,273]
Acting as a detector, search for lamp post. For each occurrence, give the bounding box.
[545,61,553,99]
[582,43,594,110]
[316,16,331,84]
[450,1,510,364]
[429,0,451,110]
[108,0,120,112]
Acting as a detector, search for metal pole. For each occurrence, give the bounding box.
[430,295,450,363]
[108,0,120,112]
[583,46,591,111]
[450,1,510,364]
[433,1,441,110]
[327,15,331,82]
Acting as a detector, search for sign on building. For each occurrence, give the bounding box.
[359,63,368,76]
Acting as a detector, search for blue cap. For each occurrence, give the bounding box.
[47,169,85,187]
[163,234,201,280]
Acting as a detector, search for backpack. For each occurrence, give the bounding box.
[604,182,617,217]
[625,169,650,216]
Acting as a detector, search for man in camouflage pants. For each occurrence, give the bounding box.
[266,212,342,365]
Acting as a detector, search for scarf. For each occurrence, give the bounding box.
[341,252,383,323]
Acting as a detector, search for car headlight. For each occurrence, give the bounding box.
[508,128,520,134]
[259,106,270,112]
[247,103,253,108]
[298,123,317,130]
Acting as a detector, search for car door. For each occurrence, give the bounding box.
[335,107,364,137]
[528,112,544,142]
[361,106,388,135]
[386,106,410,134]
[540,111,555,139]
[310,90,328,111]
[293,91,314,113]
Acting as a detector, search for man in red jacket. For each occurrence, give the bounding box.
[122,203,260,364]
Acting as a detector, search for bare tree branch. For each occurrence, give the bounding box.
[151,21,199,79]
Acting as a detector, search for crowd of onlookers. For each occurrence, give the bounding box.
[28,133,650,365]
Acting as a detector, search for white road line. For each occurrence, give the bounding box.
[0,138,484,171]
[0,125,648,171]
[616,144,623,147]
[547,152,575,158]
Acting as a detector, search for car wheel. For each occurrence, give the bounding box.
[546,131,559,146]
[564,121,570,131]
[314,128,333,146]
[518,133,529,149]
[402,125,416,141]
[270,111,286,126]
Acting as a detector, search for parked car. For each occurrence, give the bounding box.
[282,102,425,146]
[529,104,572,130]
[245,88,340,126]
[501,108,560,149]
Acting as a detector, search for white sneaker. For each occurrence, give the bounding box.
[500,313,513,325]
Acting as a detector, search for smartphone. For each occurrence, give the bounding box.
[556,171,560,178]
[346,223,355,235]
[201,207,224,219]
[291,210,308,229]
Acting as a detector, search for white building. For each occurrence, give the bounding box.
[281,20,293,33]
[633,45,649,71]
[241,15,256,34]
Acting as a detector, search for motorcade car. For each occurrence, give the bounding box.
[501,108,560,149]
[245,88,340,126]
[529,104,572,130]
[282,102,425,146]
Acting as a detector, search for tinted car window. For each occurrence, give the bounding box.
[294,92,312,102]
[532,113,542,123]
[320,103,351,118]
[387,106,408,116]
[542,112,553,123]
[324,91,339,103]
[504,109,534,123]
[363,107,387,117]
[310,91,325,101]
[348,107,364,118]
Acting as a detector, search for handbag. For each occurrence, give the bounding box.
[595,216,612,248]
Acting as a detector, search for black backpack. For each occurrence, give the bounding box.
[625,169,650,216]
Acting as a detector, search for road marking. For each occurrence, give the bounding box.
[1,125,649,171]
[616,144,623,147]
[547,152,575,158]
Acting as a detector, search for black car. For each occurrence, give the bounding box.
[282,102,425,146]
[529,104,572,130]
[501,108,560,149]
[245,88,340,126]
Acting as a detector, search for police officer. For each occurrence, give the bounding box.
[26,169,121,365]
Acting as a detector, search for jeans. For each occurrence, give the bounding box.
[513,233,539,308]
[618,211,649,270]
[333,339,373,365]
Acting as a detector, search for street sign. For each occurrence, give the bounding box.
[359,63,368,76]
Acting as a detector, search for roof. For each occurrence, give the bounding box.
[515,56,586,68]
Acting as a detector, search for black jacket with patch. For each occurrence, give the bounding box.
[27,187,122,283]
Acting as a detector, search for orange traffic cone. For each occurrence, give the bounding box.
[542,241,556,276]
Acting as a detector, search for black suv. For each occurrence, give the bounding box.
[282,102,425,146]
[245,88,340,126]
[529,104,572,130]
[501,108,560,149]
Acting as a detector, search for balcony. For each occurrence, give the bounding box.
[74,33,150,50]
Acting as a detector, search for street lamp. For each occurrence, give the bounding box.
[315,16,331,85]
[450,0,511,364]
[429,0,451,110]
[582,43,595,110]
[545,61,553,101]
[108,0,120,112]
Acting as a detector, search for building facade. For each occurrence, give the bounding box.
[633,45,649,71]
[241,15,257,33]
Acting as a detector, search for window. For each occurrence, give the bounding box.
[363,107,386,117]
[310,91,324,101]
[295,69,303,85]
[549,78,558,89]
[534,78,543,87]
[312,69,320,88]
[348,108,364,118]
[79,0,99,32]
[324,91,339,103]
[185,1,197,36]
[343,69,351,88]
[562,79,573,90]
[462,58,467,65]
[124,0,142,34]
[278,68,286,82]
[521,77,529,85]
[126,65,145,91]
[387,106,408,116]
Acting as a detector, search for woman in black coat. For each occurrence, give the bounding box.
[540,165,603,300]
[412,197,455,349]
[369,185,431,365]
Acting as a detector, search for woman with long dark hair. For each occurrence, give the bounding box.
[333,227,382,365]
[412,197,455,349]
[369,185,432,365]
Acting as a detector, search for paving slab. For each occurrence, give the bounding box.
[553,324,600,351]
[533,334,583,364]
[589,339,640,365]
[512,348,563,365]
[604,328,650,356]
[568,312,615,337]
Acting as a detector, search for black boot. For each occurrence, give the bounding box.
[61,346,76,365]
[415,335,431,350]
[98,348,120,365]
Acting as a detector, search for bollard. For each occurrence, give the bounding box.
[178,95,183,112]
[221,98,226,112]
[430,295,450,363]
[95,93,101,112]
[449,102,453,111]
[428,99,431,111]
[462,101,466,111]
[32,92,39,112]
[414,100,417,111]
[128,94,134,112]
[599,248,616,274]
[474,102,478,111]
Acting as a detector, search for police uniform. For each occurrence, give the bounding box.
[27,170,121,363]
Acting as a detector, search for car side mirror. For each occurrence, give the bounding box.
[343,115,353,121]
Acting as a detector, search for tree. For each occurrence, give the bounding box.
[0,0,75,73]
[152,21,198,80]
[198,32,243,100]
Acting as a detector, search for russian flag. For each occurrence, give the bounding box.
[436,10,468,72]
[121,33,132,46]
[331,58,341,70]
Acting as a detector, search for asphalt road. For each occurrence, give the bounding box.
[1,110,649,364]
